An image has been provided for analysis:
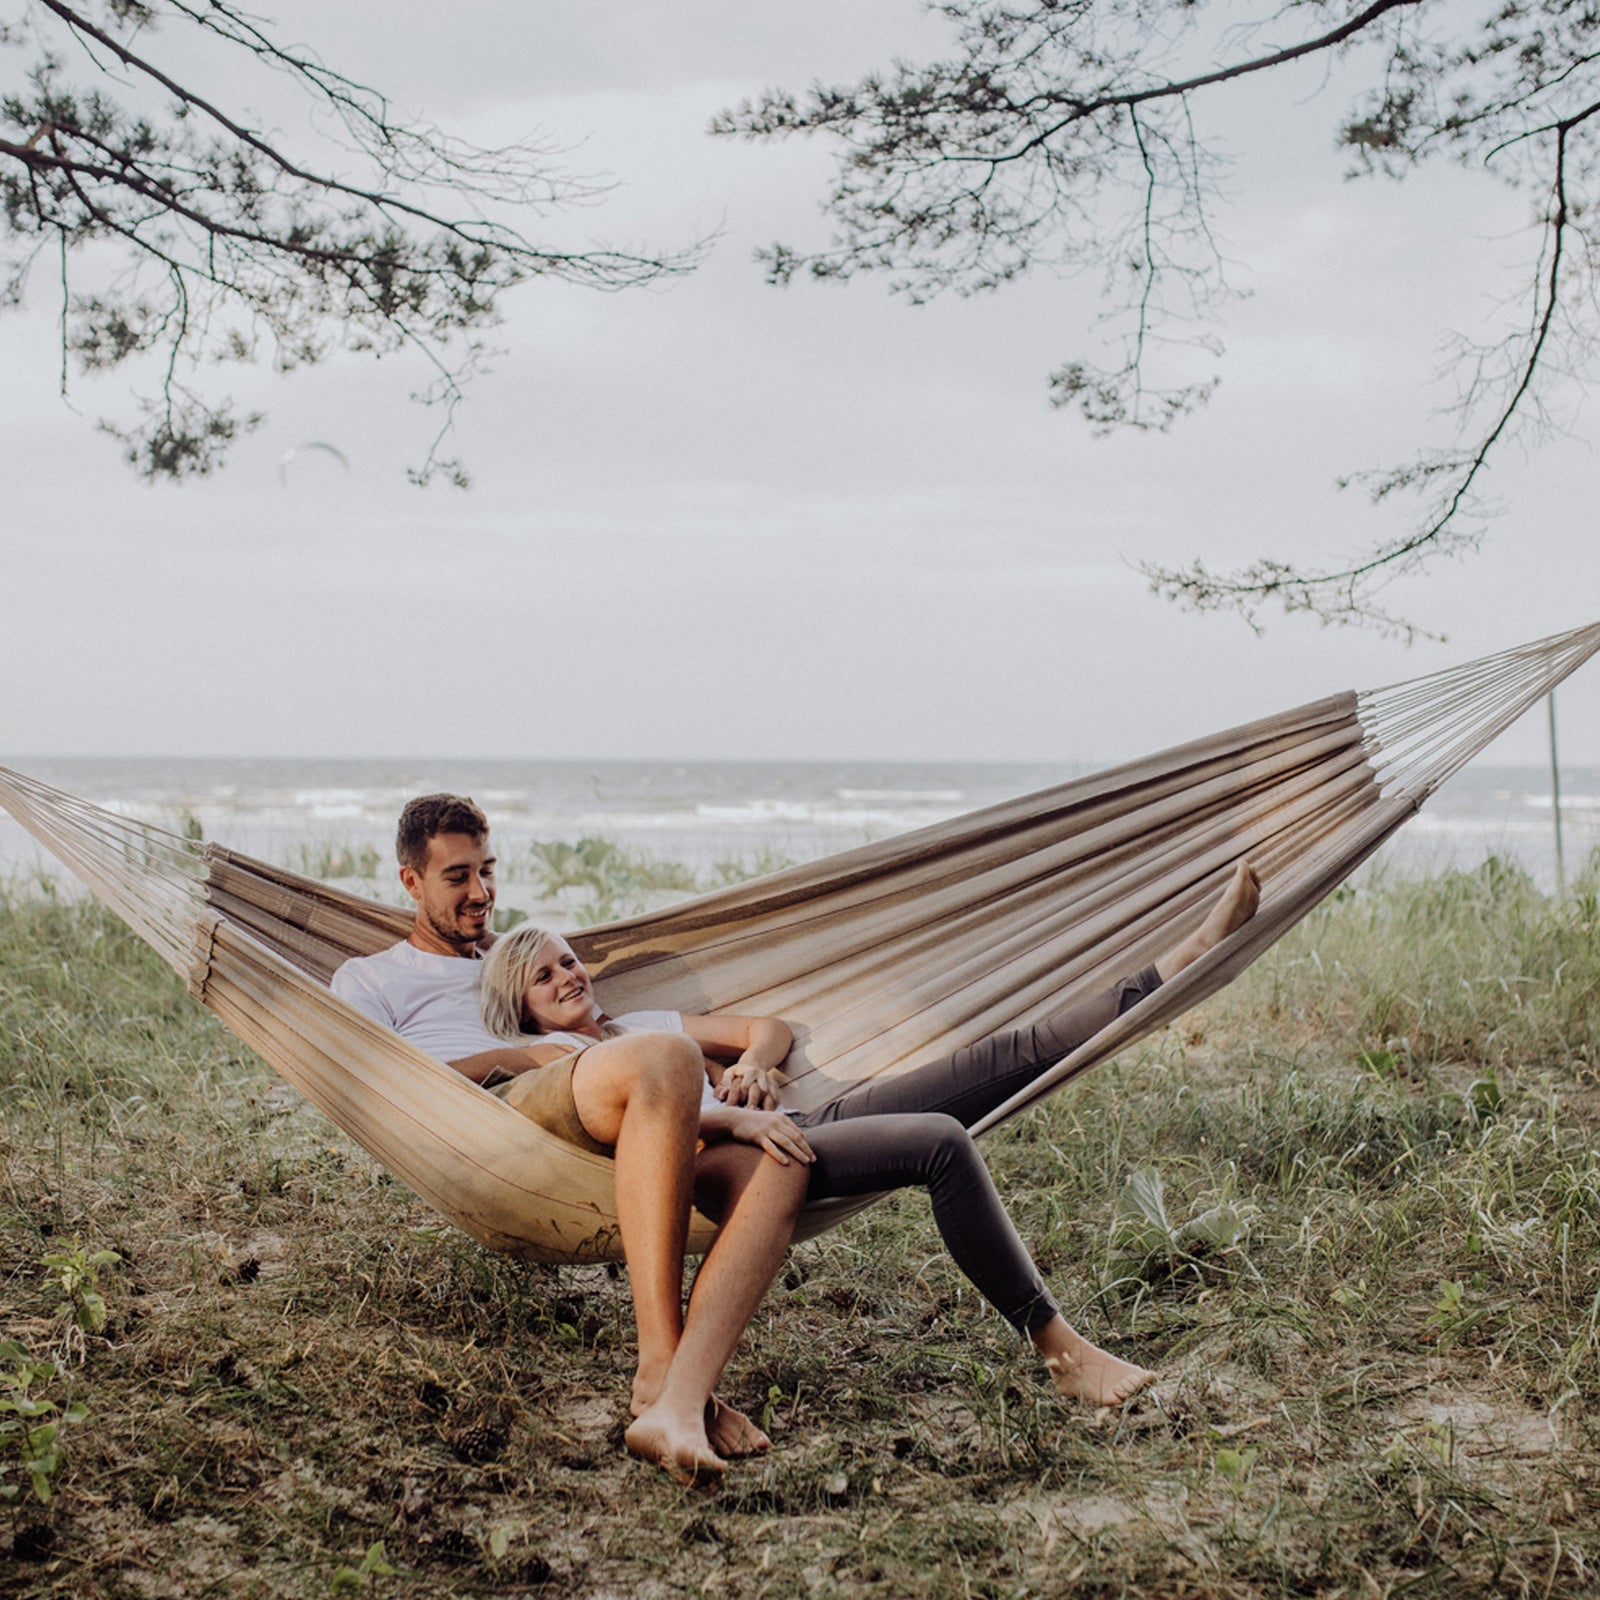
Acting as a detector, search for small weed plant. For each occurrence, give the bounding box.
[328,1540,396,1592]
[0,1343,85,1508]
[44,1242,121,1341]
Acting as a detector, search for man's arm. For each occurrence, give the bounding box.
[696,1102,814,1167]
[445,1042,572,1084]
[330,959,398,1028]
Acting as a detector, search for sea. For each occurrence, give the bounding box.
[1,756,1597,908]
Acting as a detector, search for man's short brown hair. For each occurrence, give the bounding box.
[396,793,489,870]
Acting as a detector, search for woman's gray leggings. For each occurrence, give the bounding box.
[792,967,1162,1335]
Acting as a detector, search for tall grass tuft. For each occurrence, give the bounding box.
[526,836,794,923]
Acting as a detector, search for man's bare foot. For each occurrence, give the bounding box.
[1044,1344,1156,1408]
[624,1405,726,1486]
[705,1396,770,1458]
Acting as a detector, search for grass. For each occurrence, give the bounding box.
[523,837,799,926]
[1,852,1599,1596]
[276,833,800,927]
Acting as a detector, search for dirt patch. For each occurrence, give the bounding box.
[1395,1382,1562,1460]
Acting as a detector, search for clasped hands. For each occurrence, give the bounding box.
[713,1057,783,1110]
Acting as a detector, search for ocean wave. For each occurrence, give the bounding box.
[291,788,382,808]
[1408,813,1599,837]
[1519,791,1600,810]
[835,787,965,803]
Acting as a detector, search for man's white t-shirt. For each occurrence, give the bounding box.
[331,942,506,1062]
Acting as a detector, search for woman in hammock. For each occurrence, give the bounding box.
[479,861,1260,1411]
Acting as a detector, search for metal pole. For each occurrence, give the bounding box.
[1548,689,1566,896]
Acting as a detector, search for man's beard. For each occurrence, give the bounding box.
[426,906,484,948]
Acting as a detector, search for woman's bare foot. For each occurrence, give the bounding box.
[1033,1316,1154,1408]
[1156,860,1262,980]
[632,1377,769,1459]
[630,1363,670,1420]
[705,1396,770,1458]
[1199,860,1261,948]
[624,1405,726,1486]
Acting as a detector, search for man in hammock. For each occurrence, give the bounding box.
[332,794,806,1485]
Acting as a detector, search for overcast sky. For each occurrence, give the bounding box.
[2,2,1596,766]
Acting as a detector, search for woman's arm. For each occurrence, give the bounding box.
[678,1013,794,1109]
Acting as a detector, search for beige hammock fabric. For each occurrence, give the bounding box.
[3,622,1598,1264]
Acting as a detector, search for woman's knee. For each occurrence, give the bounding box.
[629,1032,704,1103]
[748,1146,809,1227]
[574,1032,702,1131]
[773,1150,810,1214]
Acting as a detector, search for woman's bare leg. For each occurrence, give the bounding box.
[629,1139,807,1458]
[625,1140,806,1481]
[567,1035,709,1466]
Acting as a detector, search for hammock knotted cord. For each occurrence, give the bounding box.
[3,622,1597,1263]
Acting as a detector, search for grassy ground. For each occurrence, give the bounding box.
[2,856,1599,1598]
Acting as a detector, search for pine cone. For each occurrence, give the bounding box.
[444,1416,507,1464]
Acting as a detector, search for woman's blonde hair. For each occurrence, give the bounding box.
[479,922,568,1040]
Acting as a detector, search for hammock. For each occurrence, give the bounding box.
[3,623,1597,1264]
